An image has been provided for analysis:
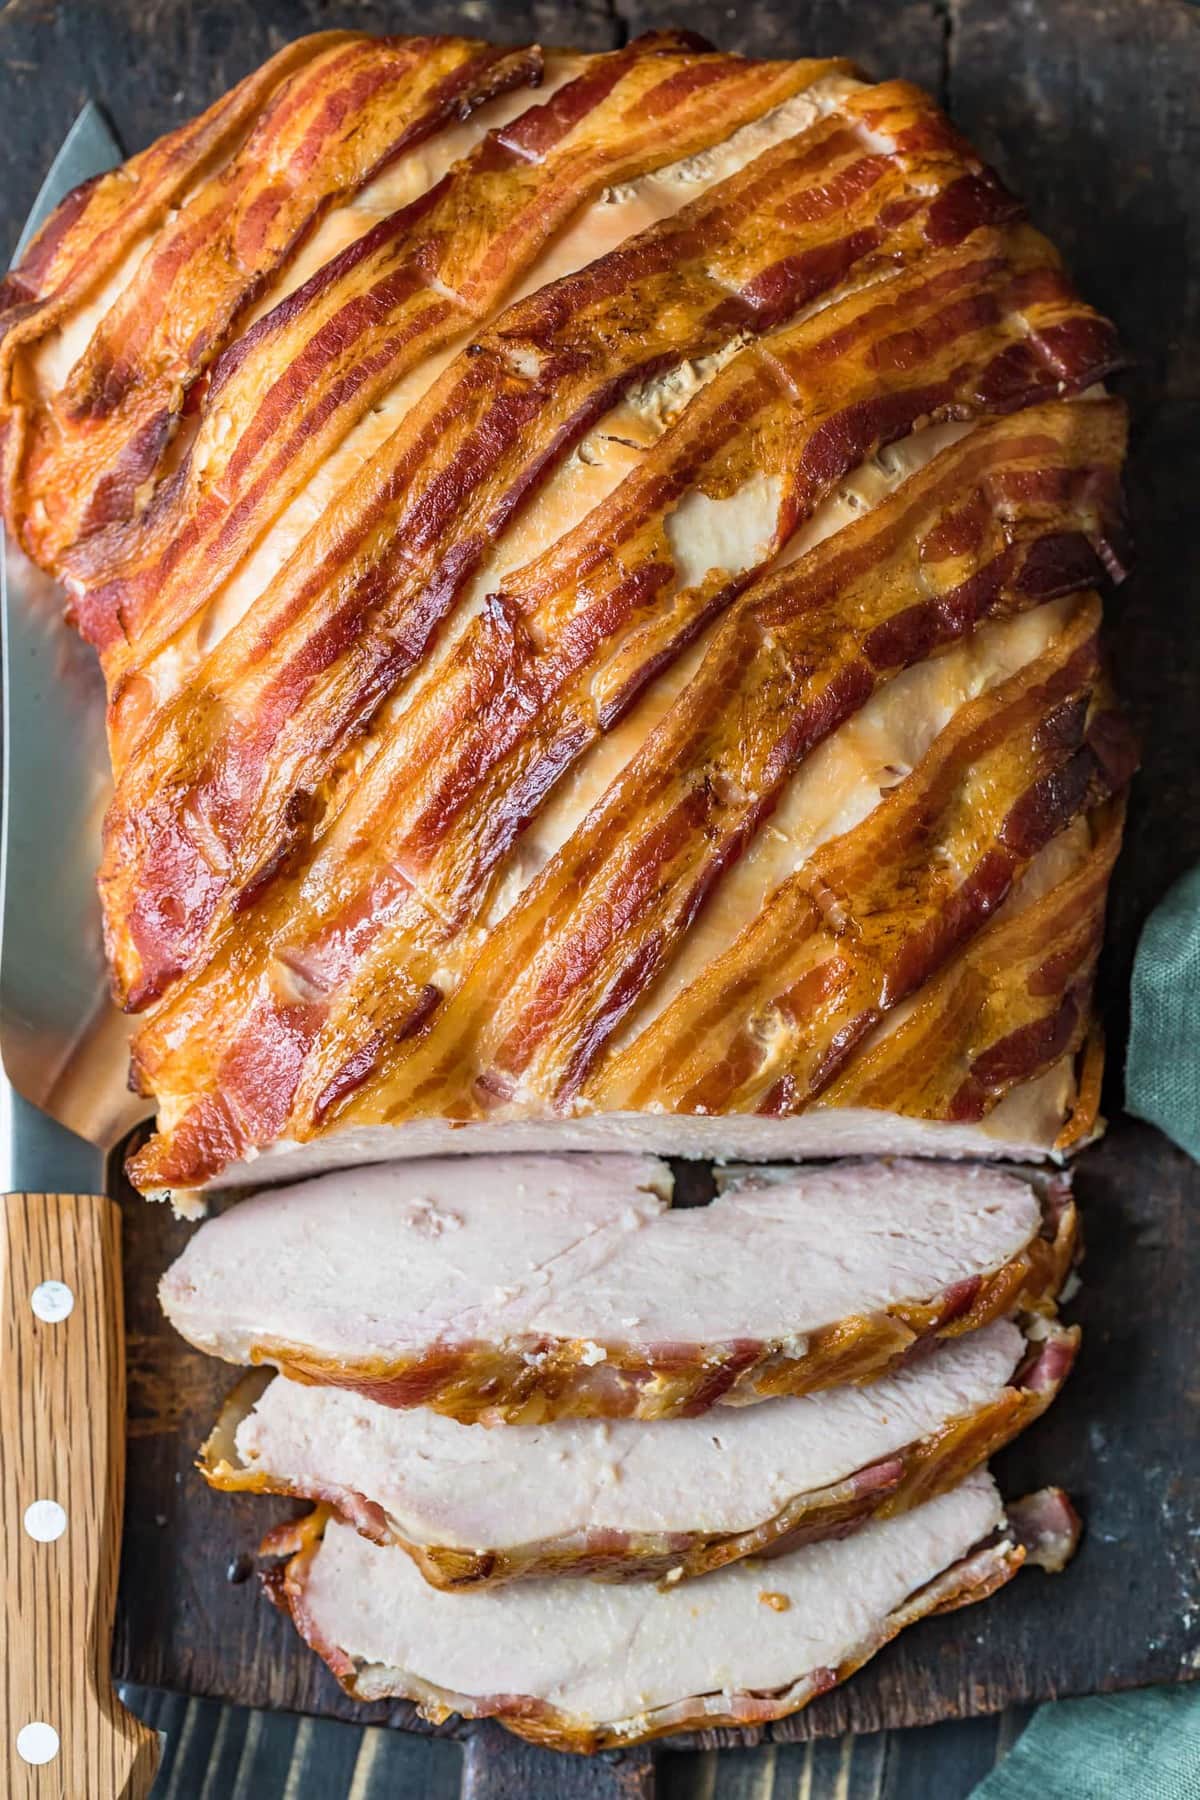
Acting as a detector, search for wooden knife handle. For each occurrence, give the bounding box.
[1,1192,160,1799]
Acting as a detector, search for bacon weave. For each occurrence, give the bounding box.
[13,37,544,565]
[100,80,1020,1008]
[0,33,1133,1194]
[0,32,353,519]
[598,598,1131,1117]
[126,400,1128,1191]
[65,40,844,666]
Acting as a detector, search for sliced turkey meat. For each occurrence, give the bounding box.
[264,1471,1080,1751]
[204,1318,1076,1587]
[160,1153,1076,1422]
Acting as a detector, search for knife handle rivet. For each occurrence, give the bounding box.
[29,1279,73,1323]
[23,1498,67,1542]
[15,1722,59,1765]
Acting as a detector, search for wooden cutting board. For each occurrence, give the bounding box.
[111,1118,1200,1772]
[1,0,1196,1793]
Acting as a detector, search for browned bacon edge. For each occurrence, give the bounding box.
[0,31,359,555]
[12,38,545,566]
[820,795,1129,1124]
[261,1484,1079,1751]
[200,1320,1076,1589]
[206,1176,1078,1426]
[64,39,838,666]
[597,596,1132,1120]
[1054,1022,1106,1152]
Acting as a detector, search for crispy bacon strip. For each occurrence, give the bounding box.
[125,400,1126,1193]
[13,36,543,564]
[111,225,1120,1068]
[596,598,1132,1116]
[101,81,1020,1009]
[0,31,353,552]
[817,796,1127,1121]
[399,617,1124,1124]
[377,408,1124,948]
[65,40,843,668]
[340,411,1126,1127]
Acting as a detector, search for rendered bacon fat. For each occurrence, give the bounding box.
[265,1472,1080,1751]
[203,1318,1076,1587]
[159,1155,1076,1422]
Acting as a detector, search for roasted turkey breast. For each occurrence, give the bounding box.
[4,33,1113,1748]
[0,30,1132,1197]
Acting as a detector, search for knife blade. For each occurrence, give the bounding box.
[0,104,160,1800]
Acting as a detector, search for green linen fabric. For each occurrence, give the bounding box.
[971,1687,1200,1800]
[1125,861,1200,1159]
[973,867,1200,1797]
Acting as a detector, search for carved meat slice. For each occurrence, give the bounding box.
[159,1154,1076,1422]
[202,1317,1076,1587]
[263,1471,1080,1750]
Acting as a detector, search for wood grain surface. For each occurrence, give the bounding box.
[123,1683,1038,1800]
[0,1,1197,1795]
[0,1193,159,1799]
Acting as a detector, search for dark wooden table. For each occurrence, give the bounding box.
[2,2,1198,1796]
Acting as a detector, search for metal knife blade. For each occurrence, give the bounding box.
[1,105,162,1800]
[0,103,148,1192]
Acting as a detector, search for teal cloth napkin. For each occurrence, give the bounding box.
[971,867,1200,1797]
[1125,860,1200,1159]
[972,1688,1200,1799]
